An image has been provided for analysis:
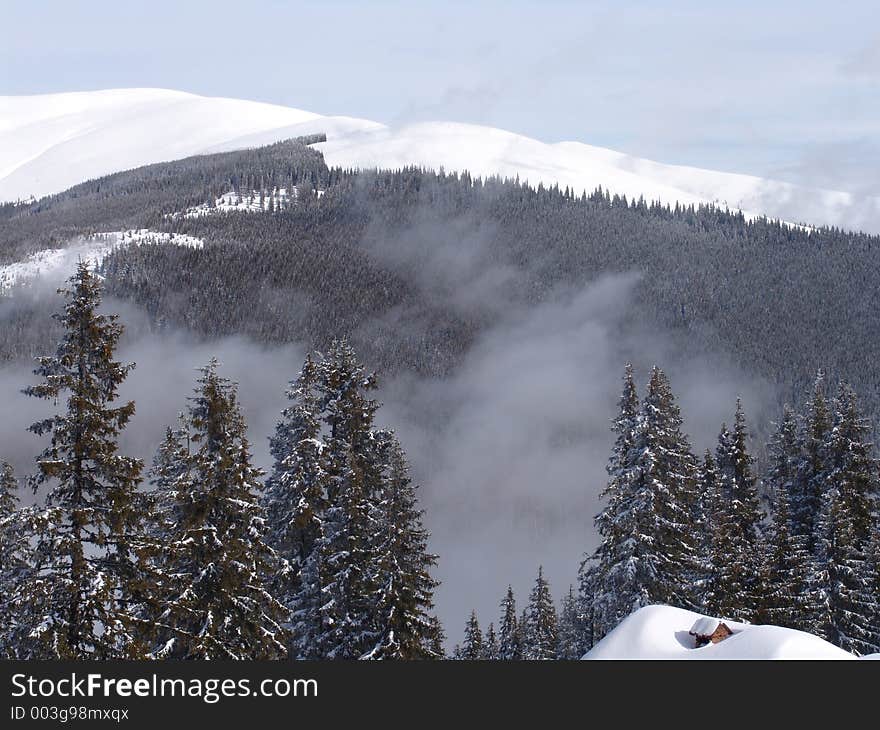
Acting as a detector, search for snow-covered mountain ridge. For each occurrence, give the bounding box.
[2,88,880,233]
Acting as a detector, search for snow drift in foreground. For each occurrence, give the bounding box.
[3,89,880,233]
[584,605,871,660]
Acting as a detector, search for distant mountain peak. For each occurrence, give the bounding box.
[2,88,879,233]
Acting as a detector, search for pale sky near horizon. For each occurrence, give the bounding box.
[2,0,880,193]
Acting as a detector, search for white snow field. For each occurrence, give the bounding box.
[583,605,869,660]
[0,230,203,292]
[171,188,298,219]
[0,89,332,203]
[2,88,880,232]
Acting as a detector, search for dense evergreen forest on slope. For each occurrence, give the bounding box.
[0,136,328,262]
[2,137,880,429]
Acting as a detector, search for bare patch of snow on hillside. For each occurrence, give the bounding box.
[0,229,203,292]
[173,188,295,218]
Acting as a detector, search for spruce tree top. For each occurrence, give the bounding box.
[25,262,141,500]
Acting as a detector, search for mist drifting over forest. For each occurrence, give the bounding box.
[0,263,772,635]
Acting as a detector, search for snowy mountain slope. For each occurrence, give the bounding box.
[584,605,862,660]
[2,88,880,232]
[318,122,880,231]
[0,89,325,202]
[322,122,770,218]
[0,230,204,291]
[202,114,385,155]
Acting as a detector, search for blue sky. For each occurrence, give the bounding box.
[3,0,879,191]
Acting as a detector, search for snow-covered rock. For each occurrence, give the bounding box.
[3,89,880,233]
[584,605,856,660]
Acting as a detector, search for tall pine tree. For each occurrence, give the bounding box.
[575,563,597,652]
[363,436,440,659]
[706,401,767,622]
[456,611,483,660]
[557,585,584,659]
[263,354,328,657]
[590,366,699,637]
[310,340,385,659]
[272,340,440,659]
[522,566,557,660]
[498,585,521,660]
[424,616,447,659]
[793,371,831,552]
[22,263,146,659]
[763,407,818,632]
[586,364,638,638]
[812,383,880,654]
[149,361,287,659]
[695,450,720,611]
[482,622,499,660]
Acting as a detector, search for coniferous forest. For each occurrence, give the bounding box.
[455,367,880,658]
[2,139,880,659]
[1,263,879,658]
[0,265,440,659]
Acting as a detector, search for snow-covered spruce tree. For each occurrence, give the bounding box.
[482,623,499,660]
[707,401,768,622]
[864,531,880,651]
[557,585,584,660]
[522,566,557,660]
[22,263,147,659]
[299,341,385,660]
[296,342,441,659]
[793,371,831,553]
[707,427,741,622]
[726,401,764,539]
[363,436,440,660]
[262,354,328,658]
[458,611,483,660]
[763,407,819,632]
[694,450,720,611]
[0,463,35,658]
[149,361,287,659]
[589,366,699,638]
[498,585,521,660]
[575,563,597,652]
[284,339,441,659]
[583,364,637,638]
[425,616,447,659]
[813,484,873,653]
[610,364,640,472]
[824,384,879,545]
[136,419,190,650]
[812,383,880,654]
[310,340,387,659]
